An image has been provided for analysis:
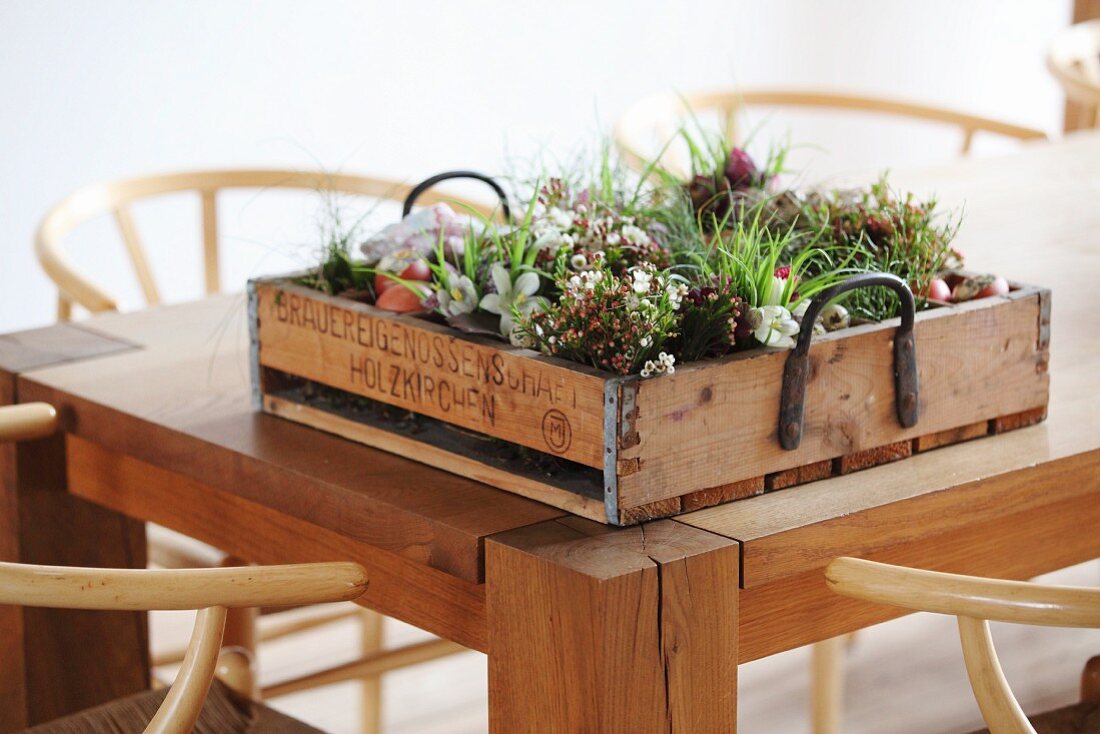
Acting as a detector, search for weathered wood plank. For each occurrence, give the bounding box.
[682,476,764,512]
[617,292,1048,508]
[263,392,607,523]
[255,281,608,468]
[835,439,912,474]
[912,419,989,452]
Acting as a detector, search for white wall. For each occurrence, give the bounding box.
[0,0,1071,333]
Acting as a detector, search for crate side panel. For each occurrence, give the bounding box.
[254,282,607,468]
[617,294,1049,508]
[262,393,608,523]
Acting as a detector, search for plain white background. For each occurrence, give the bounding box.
[0,0,1073,333]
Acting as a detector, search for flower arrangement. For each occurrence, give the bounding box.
[300,132,1010,380]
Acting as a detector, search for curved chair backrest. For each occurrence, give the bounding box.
[827,556,1100,734]
[614,90,1048,176]
[35,169,496,321]
[0,403,369,732]
[1047,20,1100,129]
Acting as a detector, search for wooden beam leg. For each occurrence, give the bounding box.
[486,518,739,734]
[0,377,149,730]
[810,636,846,734]
[360,608,385,734]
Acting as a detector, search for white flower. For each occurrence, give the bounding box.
[639,351,676,379]
[764,275,789,307]
[548,206,574,230]
[605,232,622,246]
[436,275,478,317]
[480,263,542,337]
[640,335,652,348]
[621,224,649,245]
[667,282,689,310]
[533,228,565,251]
[629,267,653,294]
[569,253,588,270]
[750,305,800,348]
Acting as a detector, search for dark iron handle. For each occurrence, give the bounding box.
[779,272,919,450]
[402,170,512,221]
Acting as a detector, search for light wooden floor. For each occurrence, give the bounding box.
[151,561,1100,733]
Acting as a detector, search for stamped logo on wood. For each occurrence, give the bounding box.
[256,283,606,468]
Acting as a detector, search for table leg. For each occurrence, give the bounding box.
[486,518,739,733]
[0,377,149,730]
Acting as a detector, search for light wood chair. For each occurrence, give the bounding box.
[32,169,484,733]
[614,90,1049,177]
[8,561,366,734]
[35,169,494,320]
[827,557,1100,734]
[0,402,367,732]
[1048,20,1100,131]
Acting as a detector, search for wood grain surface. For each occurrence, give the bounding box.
[486,518,738,733]
[617,291,1048,508]
[64,435,490,652]
[17,297,566,583]
[255,281,608,468]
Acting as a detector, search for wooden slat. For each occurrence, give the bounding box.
[200,190,219,295]
[618,292,1048,509]
[263,393,606,523]
[114,205,160,305]
[64,435,489,652]
[486,518,738,733]
[255,282,608,469]
[912,419,989,452]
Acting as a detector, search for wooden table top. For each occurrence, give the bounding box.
[5,131,1099,636]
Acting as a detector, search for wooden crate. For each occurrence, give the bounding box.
[249,276,1050,525]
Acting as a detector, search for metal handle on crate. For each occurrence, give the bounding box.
[402,170,512,221]
[778,273,919,450]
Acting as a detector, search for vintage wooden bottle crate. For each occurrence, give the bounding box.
[249,274,1050,525]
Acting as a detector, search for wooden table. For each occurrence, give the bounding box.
[2,133,1099,732]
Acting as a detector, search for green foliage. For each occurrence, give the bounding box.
[792,177,963,320]
[295,192,374,297]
